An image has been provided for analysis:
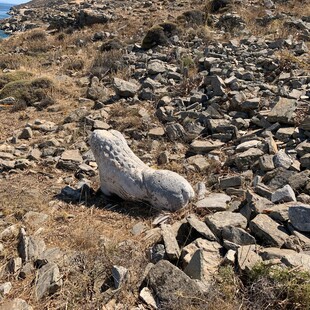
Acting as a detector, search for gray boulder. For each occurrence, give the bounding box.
[249,214,289,247]
[35,263,62,300]
[113,78,139,98]
[146,260,202,306]
[288,204,310,232]
[271,185,296,203]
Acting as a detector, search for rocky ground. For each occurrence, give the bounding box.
[0,0,309,309]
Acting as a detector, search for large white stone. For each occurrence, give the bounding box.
[90,130,195,211]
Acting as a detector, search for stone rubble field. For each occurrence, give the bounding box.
[0,0,309,309]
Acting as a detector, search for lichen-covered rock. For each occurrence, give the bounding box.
[90,130,195,211]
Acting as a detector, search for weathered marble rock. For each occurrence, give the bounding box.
[90,130,195,211]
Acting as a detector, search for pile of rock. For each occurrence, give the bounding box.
[0,0,309,307]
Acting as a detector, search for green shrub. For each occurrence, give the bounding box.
[99,39,123,52]
[0,54,22,70]
[141,22,178,49]
[0,77,54,107]
[0,71,33,89]
[90,50,125,77]
[178,10,207,26]
[26,29,47,41]
[64,58,85,71]
[246,264,310,309]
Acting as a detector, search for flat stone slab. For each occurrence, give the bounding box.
[205,211,247,238]
[190,140,224,154]
[288,204,310,232]
[282,253,310,272]
[195,193,231,212]
[259,247,297,260]
[249,214,289,247]
[60,149,83,163]
[219,176,243,189]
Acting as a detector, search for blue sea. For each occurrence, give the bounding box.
[0,3,14,38]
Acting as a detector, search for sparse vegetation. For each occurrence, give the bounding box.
[0,0,309,309]
[0,77,54,108]
[141,22,179,49]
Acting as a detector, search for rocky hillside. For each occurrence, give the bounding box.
[0,0,309,309]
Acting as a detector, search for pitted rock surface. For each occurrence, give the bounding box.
[90,130,195,211]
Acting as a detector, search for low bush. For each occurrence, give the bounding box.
[141,22,179,49]
[90,49,125,77]
[0,54,22,70]
[0,77,54,108]
[0,71,33,89]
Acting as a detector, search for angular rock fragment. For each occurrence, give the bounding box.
[237,245,262,272]
[113,77,139,98]
[235,148,264,170]
[35,263,62,300]
[222,226,256,246]
[249,214,289,247]
[140,287,157,309]
[288,204,310,232]
[161,224,180,260]
[146,260,202,306]
[205,211,247,238]
[219,176,243,189]
[57,149,83,171]
[186,214,217,241]
[184,246,221,283]
[195,193,231,212]
[267,98,297,125]
[271,185,296,203]
[112,265,128,289]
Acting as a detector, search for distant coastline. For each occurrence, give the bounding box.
[0,3,14,38]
